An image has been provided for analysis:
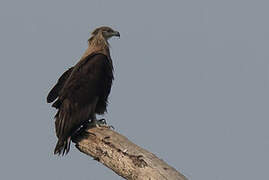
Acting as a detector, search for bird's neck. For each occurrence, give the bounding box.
[81,35,110,60]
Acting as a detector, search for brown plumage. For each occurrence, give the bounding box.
[47,26,120,155]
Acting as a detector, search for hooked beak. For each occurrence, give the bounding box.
[113,31,120,37]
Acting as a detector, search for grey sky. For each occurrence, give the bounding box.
[0,0,268,179]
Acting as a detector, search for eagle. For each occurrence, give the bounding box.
[47,26,120,155]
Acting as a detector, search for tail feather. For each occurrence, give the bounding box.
[54,137,71,155]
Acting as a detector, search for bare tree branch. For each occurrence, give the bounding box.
[72,126,188,180]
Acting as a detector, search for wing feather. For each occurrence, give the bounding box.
[47,67,74,103]
[55,53,113,139]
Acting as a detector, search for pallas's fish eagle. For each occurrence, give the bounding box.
[47,26,120,155]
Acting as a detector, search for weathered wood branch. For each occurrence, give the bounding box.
[72,126,188,180]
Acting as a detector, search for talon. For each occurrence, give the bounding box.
[99,119,107,124]
[87,117,114,129]
[88,118,108,127]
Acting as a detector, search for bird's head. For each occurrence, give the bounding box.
[91,26,120,40]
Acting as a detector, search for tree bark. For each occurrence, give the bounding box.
[72,126,188,180]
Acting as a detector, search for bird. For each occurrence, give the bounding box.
[47,26,120,155]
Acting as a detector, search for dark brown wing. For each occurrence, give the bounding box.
[55,53,113,141]
[47,67,74,103]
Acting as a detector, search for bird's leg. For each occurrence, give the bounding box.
[87,97,114,129]
[89,114,109,128]
[91,116,114,129]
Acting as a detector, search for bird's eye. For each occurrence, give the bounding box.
[107,29,113,33]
